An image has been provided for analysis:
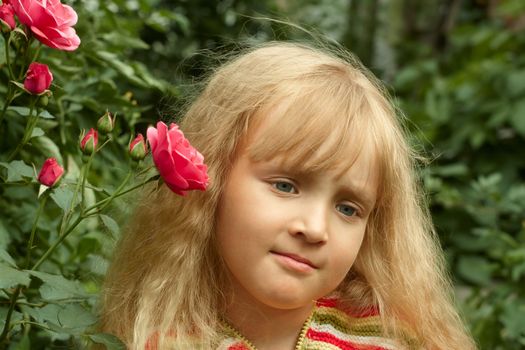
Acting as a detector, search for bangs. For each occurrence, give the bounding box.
[246,74,380,178]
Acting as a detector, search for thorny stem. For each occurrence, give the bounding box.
[0,288,21,345]
[88,171,132,214]
[25,193,48,268]
[0,87,14,128]
[83,172,156,215]
[80,155,94,212]
[31,214,83,270]
[4,33,14,79]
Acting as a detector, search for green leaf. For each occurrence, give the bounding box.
[0,248,16,267]
[32,136,63,165]
[457,256,495,286]
[88,333,126,350]
[24,303,93,334]
[28,271,87,300]
[95,51,134,76]
[0,264,31,288]
[7,106,55,119]
[101,32,150,49]
[100,215,119,237]
[50,186,77,212]
[57,304,97,329]
[30,127,45,138]
[93,51,149,88]
[0,160,34,182]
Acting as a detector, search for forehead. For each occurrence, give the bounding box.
[244,93,380,179]
[240,99,380,204]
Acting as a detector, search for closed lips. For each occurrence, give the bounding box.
[270,251,318,269]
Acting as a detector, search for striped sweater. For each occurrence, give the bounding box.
[218,297,414,350]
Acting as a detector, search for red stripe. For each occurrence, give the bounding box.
[306,329,386,350]
[228,343,252,350]
[316,297,338,308]
[317,299,380,318]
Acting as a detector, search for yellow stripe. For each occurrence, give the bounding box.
[302,339,343,350]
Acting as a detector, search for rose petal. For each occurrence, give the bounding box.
[146,126,159,153]
[154,149,189,189]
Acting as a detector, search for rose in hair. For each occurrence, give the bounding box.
[0,3,16,30]
[24,62,53,95]
[147,121,209,195]
[37,158,64,187]
[11,0,80,51]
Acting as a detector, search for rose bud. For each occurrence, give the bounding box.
[24,62,53,95]
[37,158,64,187]
[0,3,16,31]
[80,128,98,155]
[147,121,209,196]
[129,133,147,161]
[97,110,115,135]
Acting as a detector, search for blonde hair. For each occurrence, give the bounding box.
[99,42,476,349]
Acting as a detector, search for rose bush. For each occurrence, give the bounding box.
[147,121,209,195]
[37,157,64,187]
[11,0,80,51]
[23,62,53,94]
[0,2,15,30]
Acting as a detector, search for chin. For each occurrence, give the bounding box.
[257,287,316,310]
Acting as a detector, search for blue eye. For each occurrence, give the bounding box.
[336,204,357,217]
[273,181,296,193]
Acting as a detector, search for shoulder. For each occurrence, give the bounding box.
[303,297,419,350]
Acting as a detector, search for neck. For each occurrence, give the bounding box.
[223,286,315,350]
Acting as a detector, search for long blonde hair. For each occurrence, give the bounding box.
[99,42,476,349]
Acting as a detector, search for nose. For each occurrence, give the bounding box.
[287,202,328,244]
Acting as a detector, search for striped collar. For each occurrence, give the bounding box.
[218,297,408,350]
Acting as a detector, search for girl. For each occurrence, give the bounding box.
[99,42,476,349]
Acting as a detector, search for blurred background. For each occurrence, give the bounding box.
[1,0,524,348]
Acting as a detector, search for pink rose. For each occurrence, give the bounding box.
[147,121,209,195]
[37,158,64,187]
[11,0,80,51]
[0,3,15,30]
[80,128,98,155]
[24,62,53,95]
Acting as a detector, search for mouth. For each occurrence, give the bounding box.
[270,251,318,271]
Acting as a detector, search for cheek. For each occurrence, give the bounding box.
[330,225,367,275]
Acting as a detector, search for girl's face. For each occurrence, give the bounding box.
[216,121,379,313]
